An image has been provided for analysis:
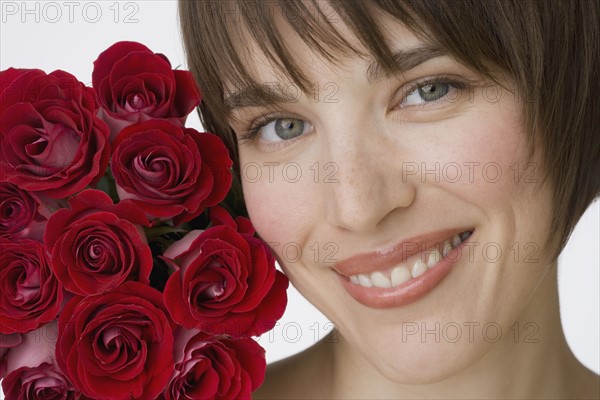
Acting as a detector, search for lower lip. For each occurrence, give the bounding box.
[338,232,473,309]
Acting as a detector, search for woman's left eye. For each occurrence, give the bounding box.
[401,82,453,106]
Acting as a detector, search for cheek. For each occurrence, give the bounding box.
[241,168,317,249]
[428,104,530,206]
[430,107,554,260]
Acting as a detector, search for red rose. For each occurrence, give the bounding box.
[164,329,266,400]
[92,41,201,140]
[0,182,48,241]
[0,67,28,97]
[163,207,288,338]
[111,120,232,224]
[56,282,174,400]
[44,189,152,296]
[0,68,110,198]
[2,322,80,399]
[0,238,62,334]
[3,363,79,400]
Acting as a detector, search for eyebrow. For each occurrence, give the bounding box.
[366,45,445,83]
[224,45,446,111]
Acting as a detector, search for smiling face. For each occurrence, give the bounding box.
[227,11,556,383]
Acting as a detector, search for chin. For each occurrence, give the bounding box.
[355,326,494,385]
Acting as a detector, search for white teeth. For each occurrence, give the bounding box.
[411,259,428,278]
[357,274,373,287]
[427,248,442,268]
[391,266,412,287]
[371,271,392,288]
[347,231,472,288]
[451,234,461,248]
[442,241,453,257]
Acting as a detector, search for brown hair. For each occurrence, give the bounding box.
[179,0,599,260]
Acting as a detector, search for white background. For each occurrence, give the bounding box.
[1,0,598,386]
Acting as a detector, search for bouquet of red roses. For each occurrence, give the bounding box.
[0,41,288,399]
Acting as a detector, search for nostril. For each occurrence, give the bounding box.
[326,176,416,234]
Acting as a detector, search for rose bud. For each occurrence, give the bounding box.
[44,189,153,296]
[111,120,232,225]
[0,68,110,198]
[163,206,288,338]
[92,41,200,140]
[56,282,174,400]
[0,238,62,334]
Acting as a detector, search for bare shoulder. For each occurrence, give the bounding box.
[253,335,335,399]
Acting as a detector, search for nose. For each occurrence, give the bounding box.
[322,118,416,234]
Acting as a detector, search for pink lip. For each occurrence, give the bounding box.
[335,228,474,309]
[334,228,472,276]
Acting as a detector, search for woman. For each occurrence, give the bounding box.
[179,1,600,398]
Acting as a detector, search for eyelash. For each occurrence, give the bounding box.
[398,76,469,108]
[239,114,289,143]
[238,75,470,144]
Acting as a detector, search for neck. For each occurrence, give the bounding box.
[329,261,585,399]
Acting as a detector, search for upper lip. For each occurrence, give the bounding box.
[333,227,473,276]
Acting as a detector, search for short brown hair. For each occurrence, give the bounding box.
[179,0,599,260]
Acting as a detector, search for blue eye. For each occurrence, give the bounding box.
[402,82,452,106]
[247,117,313,143]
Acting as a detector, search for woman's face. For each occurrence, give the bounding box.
[228,13,555,383]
